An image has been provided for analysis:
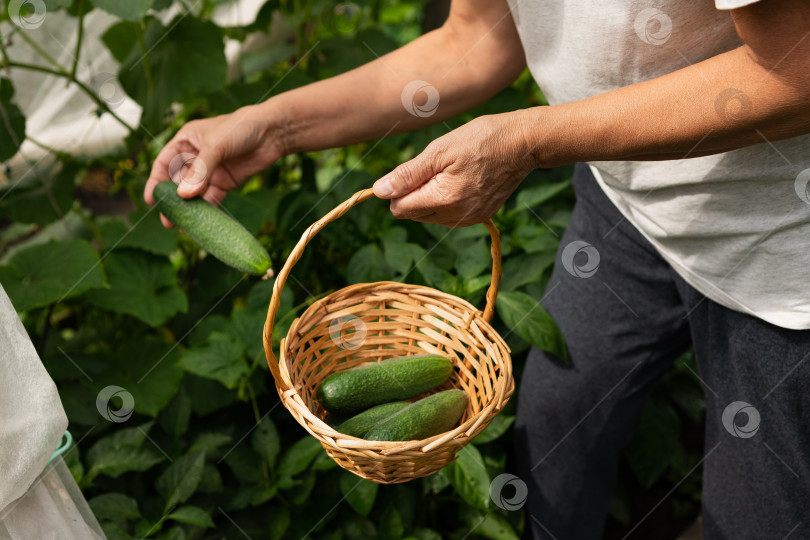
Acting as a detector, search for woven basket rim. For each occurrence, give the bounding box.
[277,281,512,452]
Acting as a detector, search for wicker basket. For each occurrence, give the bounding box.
[262,188,513,484]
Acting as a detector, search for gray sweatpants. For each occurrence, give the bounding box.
[515,163,810,540]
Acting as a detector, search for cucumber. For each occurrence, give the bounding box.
[316,354,454,414]
[364,389,467,441]
[335,401,411,437]
[154,181,271,275]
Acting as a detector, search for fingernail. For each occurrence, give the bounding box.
[178,180,197,193]
[374,176,395,198]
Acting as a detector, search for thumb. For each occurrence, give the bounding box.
[176,147,218,198]
[373,148,441,199]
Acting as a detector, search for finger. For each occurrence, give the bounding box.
[145,142,182,205]
[202,184,228,207]
[176,145,219,199]
[160,213,175,229]
[389,179,446,219]
[373,144,444,199]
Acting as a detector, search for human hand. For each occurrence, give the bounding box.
[372,113,536,227]
[144,104,288,227]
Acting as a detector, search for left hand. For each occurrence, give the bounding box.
[372,113,537,227]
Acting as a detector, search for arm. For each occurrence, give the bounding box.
[145,0,525,221]
[525,0,810,165]
[377,0,810,225]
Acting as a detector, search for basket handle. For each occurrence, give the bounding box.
[263,188,502,376]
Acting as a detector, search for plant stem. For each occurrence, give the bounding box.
[15,30,64,72]
[0,34,11,75]
[70,0,86,81]
[72,205,104,245]
[26,135,70,159]
[0,61,136,132]
[246,378,262,425]
[37,303,55,358]
[135,24,154,97]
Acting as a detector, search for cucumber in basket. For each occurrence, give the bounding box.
[335,401,412,437]
[364,389,467,441]
[153,181,272,276]
[317,353,453,414]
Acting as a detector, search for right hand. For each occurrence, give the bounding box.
[145,104,287,227]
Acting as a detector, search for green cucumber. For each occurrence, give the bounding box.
[335,401,411,437]
[364,389,467,441]
[316,354,454,414]
[154,181,271,275]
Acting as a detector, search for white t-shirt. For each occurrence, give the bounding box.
[507,0,810,329]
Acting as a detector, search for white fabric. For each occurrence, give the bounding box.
[507,0,810,329]
[0,457,105,539]
[0,284,68,513]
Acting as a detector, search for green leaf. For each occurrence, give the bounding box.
[455,239,491,280]
[86,249,187,326]
[88,493,141,521]
[412,528,443,540]
[0,78,26,161]
[93,338,184,417]
[246,277,292,313]
[229,307,265,360]
[167,506,214,528]
[499,251,556,292]
[119,17,226,129]
[446,445,490,511]
[624,400,680,488]
[0,164,75,226]
[99,208,179,256]
[251,415,281,469]
[469,512,520,540]
[159,386,192,437]
[0,239,105,312]
[513,180,571,212]
[179,332,247,389]
[267,506,290,540]
[43,0,72,9]
[156,451,206,512]
[347,243,393,284]
[496,291,567,363]
[509,225,559,254]
[189,432,233,456]
[278,436,323,477]
[91,0,154,21]
[87,422,164,480]
[340,471,378,517]
[473,415,515,445]
[379,505,404,540]
[101,21,140,62]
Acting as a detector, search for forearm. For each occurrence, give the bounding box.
[259,2,525,155]
[521,2,810,167]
